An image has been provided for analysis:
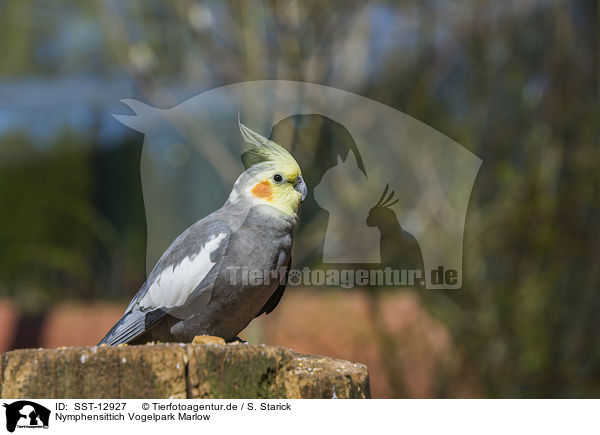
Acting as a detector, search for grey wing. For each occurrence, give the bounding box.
[255,255,291,317]
[97,291,161,346]
[98,218,231,345]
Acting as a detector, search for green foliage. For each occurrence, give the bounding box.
[0,129,146,310]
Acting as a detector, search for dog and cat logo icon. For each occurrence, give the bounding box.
[2,401,50,432]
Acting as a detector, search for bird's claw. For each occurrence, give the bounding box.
[192,335,226,345]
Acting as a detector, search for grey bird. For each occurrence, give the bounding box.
[99,122,307,345]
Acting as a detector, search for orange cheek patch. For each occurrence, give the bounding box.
[251,181,273,201]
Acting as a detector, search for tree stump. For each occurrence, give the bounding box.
[0,343,370,399]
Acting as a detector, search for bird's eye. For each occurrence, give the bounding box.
[273,173,284,184]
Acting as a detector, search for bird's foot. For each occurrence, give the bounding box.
[227,336,248,344]
[192,335,226,345]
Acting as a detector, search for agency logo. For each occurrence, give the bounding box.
[114,80,481,290]
[2,401,50,432]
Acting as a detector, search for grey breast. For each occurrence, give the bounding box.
[173,204,295,341]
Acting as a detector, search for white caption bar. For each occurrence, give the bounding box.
[1,399,597,435]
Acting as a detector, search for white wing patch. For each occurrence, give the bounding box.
[139,233,226,310]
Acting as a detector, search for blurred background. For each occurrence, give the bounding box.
[0,0,599,398]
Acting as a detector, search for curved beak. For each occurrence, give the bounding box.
[294,175,307,202]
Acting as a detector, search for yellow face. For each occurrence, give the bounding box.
[248,162,306,216]
[235,121,307,216]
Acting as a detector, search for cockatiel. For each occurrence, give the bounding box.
[99,122,307,345]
